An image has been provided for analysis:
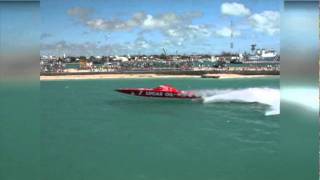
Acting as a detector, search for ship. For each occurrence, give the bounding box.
[115,84,200,99]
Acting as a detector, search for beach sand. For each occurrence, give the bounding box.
[40,73,277,81]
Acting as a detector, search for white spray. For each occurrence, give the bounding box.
[193,88,280,116]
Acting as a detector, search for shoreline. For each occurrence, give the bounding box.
[40,73,278,81]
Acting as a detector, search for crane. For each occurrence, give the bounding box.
[162,48,167,56]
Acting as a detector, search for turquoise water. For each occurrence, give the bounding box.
[41,77,279,180]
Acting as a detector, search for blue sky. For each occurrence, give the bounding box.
[41,0,281,56]
[1,2,39,55]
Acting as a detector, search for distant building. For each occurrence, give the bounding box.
[210,56,217,62]
[114,56,129,62]
[247,48,278,61]
[215,53,240,63]
[258,49,277,58]
[79,59,92,69]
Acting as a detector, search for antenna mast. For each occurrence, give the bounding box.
[230,20,234,50]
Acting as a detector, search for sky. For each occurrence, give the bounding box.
[40,0,281,56]
[1,2,39,56]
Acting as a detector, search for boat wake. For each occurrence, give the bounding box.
[193,88,280,116]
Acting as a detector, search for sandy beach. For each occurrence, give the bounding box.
[40,73,277,81]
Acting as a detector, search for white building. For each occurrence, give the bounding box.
[256,49,277,58]
[114,56,129,62]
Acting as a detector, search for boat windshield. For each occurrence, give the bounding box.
[154,85,177,92]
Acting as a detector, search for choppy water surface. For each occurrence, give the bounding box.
[41,77,279,180]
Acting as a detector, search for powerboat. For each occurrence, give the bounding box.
[115,84,200,99]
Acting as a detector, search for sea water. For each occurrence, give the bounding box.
[41,77,279,180]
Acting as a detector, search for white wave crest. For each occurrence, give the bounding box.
[193,88,280,116]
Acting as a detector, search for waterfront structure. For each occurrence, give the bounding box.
[247,48,279,61]
[40,46,279,73]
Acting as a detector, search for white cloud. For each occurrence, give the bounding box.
[143,12,202,30]
[221,2,251,16]
[85,16,141,31]
[216,27,241,37]
[42,41,122,56]
[67,9,208,43]
[163,24,212,45]
[133,35,153,49]
[69,10,202,33]
[41,36,160,56]
[141,14,176,29]
[248,11,280,35]
[77,12,148,31]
